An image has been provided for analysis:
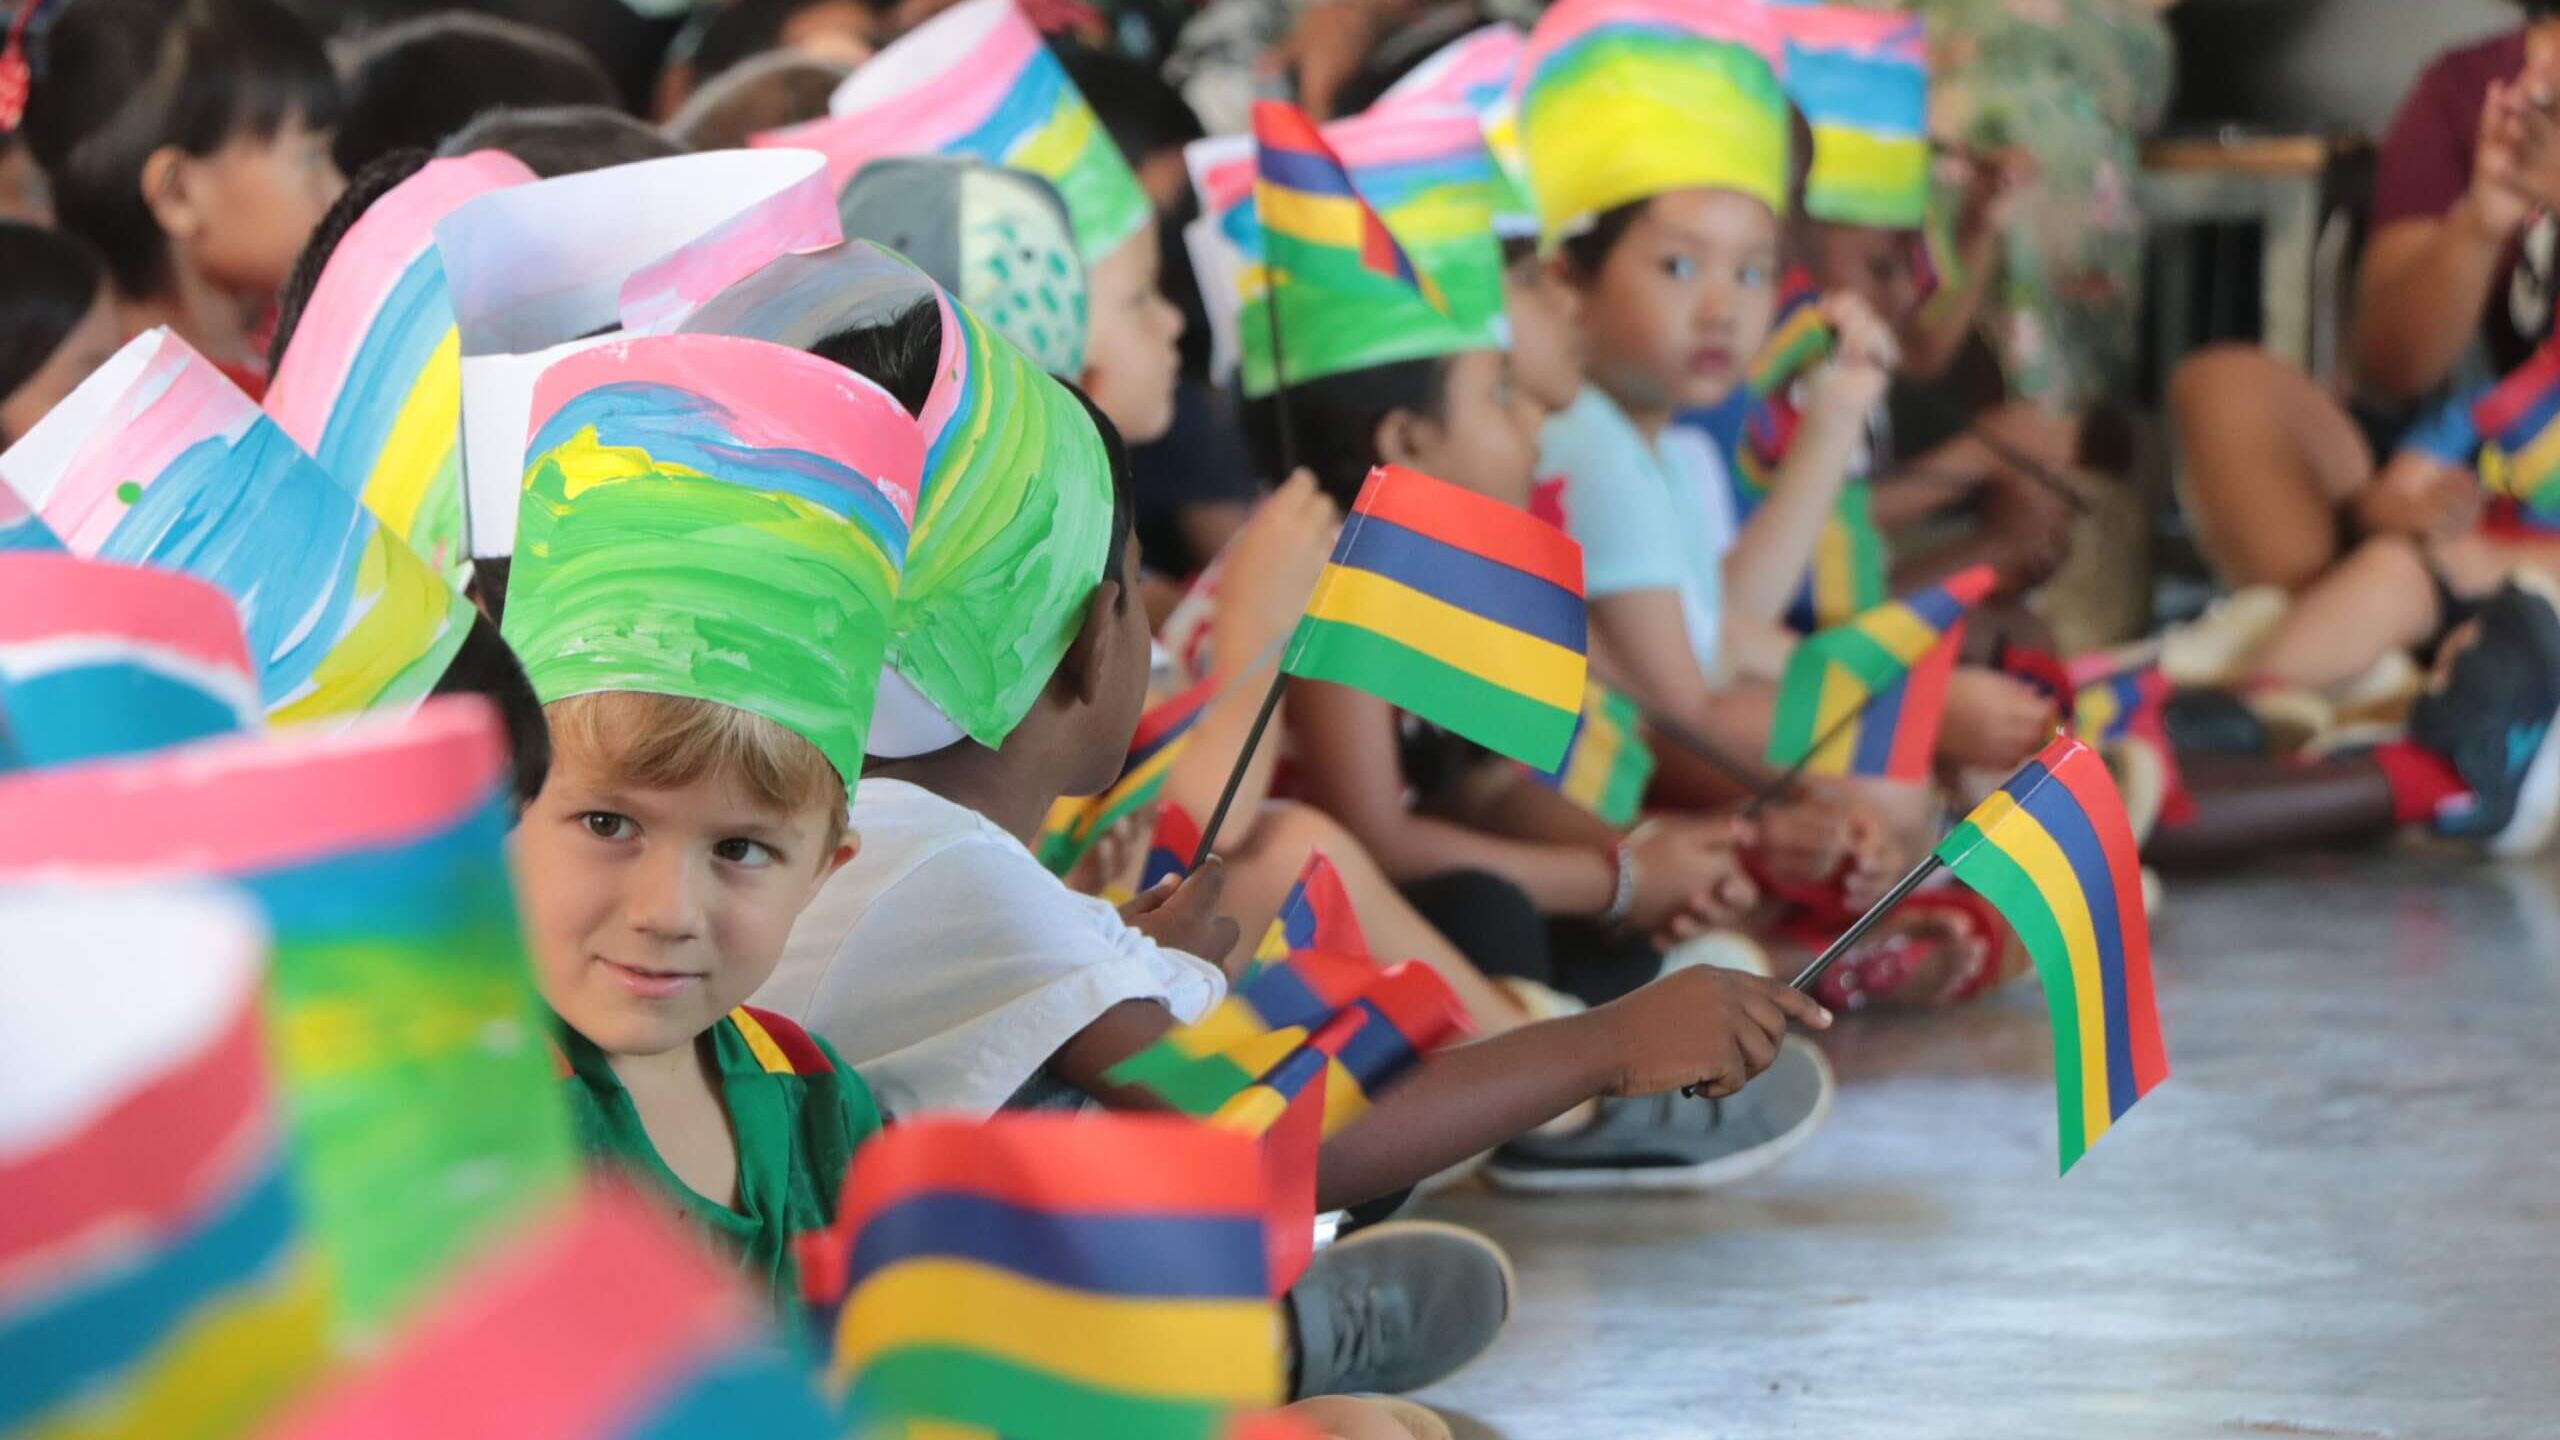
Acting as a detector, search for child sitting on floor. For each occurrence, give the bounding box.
[497,330,914,1322]
[20,0,343,392]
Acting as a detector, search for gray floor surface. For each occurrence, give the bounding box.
[1412,852,2560,1440]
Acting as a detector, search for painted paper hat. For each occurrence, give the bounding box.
[756,0,1151,266]
[433,148,844,561]
[1374,22,1538,240]
[673,242,1118,756]
[0,881,327,1438]
[0,699,575,1343]
[1516,0,1792,240]
[0,329,473,725]
[1767,3,1930,229]
[1185,106,1508,396]
[0,476,60,551]
[270,1187,837,1440]
[0,553,259,772]
[265,151,539,580]
[838,154,1089,378]
[504,332,923,786]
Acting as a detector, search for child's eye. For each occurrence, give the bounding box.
[1737,262,1773,288]
[580,812,635,841]
[1662,254,1699,281]
[713,837,777,868]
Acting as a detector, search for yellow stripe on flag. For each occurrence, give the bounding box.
[1966,793,2115,1144]
[1258,188,1375,253]
[832,1260,1280,1399]
[1859,604,1945,666]
[1303,565,1585,714]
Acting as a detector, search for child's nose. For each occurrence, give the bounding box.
[626,849,707,941]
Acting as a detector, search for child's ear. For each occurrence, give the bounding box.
[1373,406,1429,473]
[1055,578,1126,709]
[139,146,203,246]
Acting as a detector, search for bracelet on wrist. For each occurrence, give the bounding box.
[1599,839,1638,929]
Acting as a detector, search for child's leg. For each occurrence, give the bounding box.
[2168,345,2376,592]
[1281,1396,1450,1440]
[1220,801,1531,1032]
[2140,751,2401,870]
[2237,534,2445,693]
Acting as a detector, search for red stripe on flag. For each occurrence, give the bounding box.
[2042,739,2167,1093]
[1259,1068,1324,1295]
[1348,466,1583,594]
[828,1114,1267,1255]
[1883,627,1965,778]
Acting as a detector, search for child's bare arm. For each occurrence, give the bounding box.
[1724,296,1896,623]
[1051,974,1833,1212]
[1286,676,1618,915]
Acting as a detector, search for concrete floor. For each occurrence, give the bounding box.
[1412,852,2560,1440]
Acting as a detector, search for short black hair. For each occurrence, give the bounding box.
[430,608,553,810]
[664,50,848,151]
[1557,199,1650,283]
[808,296,1136,600]
[0,222,107,424]
[266,147,432,374]
[21,0,340,297]
[1241,355,1453,510]
[332,14,617,177]
[1054,40,1201,164]
[437,103,684,179]
[678,0,875,90]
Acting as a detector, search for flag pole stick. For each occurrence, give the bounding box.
[1741,705,1866,817]
[1191,670,1289,869]
[1679,848,1945,1098]
[1786,852,1944,993]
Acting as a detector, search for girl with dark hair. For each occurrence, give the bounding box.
[0,221,114,445]
[18,0,342,390]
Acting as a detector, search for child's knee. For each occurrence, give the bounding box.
[1241,799,1344,871]
[2167,344,2285,421]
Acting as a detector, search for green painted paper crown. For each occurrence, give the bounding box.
[502,332,924,786]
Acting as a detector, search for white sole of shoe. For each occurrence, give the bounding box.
[2489,716,2560,859]
[1479,1042,1838,1195]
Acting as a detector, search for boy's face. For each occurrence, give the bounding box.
[1809,221,1921,326]
[1506,256,1586,415]
[1079,233,1184,446]
[166,110,344,300]
[1389,349,1542,511]
[1577,188,1780,417]
[1,285,118,447]
[514,737,855,1058]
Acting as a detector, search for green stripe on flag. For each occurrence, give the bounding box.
[1105,1041,1259,1116]
[851,1347,1240,1440]
[1285,616,1577,770]
[1768,640,1835,766]
[1936,821,2088,1170]
[1837,488,1888,613]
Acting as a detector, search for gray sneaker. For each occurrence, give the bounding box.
[1287,1220,1516,1398]
[1481,1037,1835,1193]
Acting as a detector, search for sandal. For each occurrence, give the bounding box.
[1810,888,2026,1012]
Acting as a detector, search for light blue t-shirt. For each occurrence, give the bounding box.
[1540,388,1736,676]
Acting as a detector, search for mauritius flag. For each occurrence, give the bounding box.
[1767,565,1998,780]
[1936,737,2167,1173]
[1284,465,1587,771]
[1535,681,1654,826]
[1250,849,1365,969]
[1252,100,1445,312]
[2473,341,2560,513]
[808,1114,1283,1436]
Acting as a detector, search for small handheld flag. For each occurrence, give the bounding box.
[1141,804,1204,894]
[1250,849,1367,969]
[2473,342,2560,514]
[1934,738,2166,1171]
[1535,681,1656,826]
[1283,465,1588,771]
[1250,101,1447,316]
[1748,302,1834,400]
[1767,565,1998,781]
[802,1114,1284,1435]
[1039,675,1217,877]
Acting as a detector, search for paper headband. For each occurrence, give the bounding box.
[433,148,845,561]
[264,151,538,580]
[1769,3,1931,229]
[1517,0,1792,238]
[0,553,259,772]
[504,332,922,787]
[0,329,472,725]
[757,0,1151,267]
